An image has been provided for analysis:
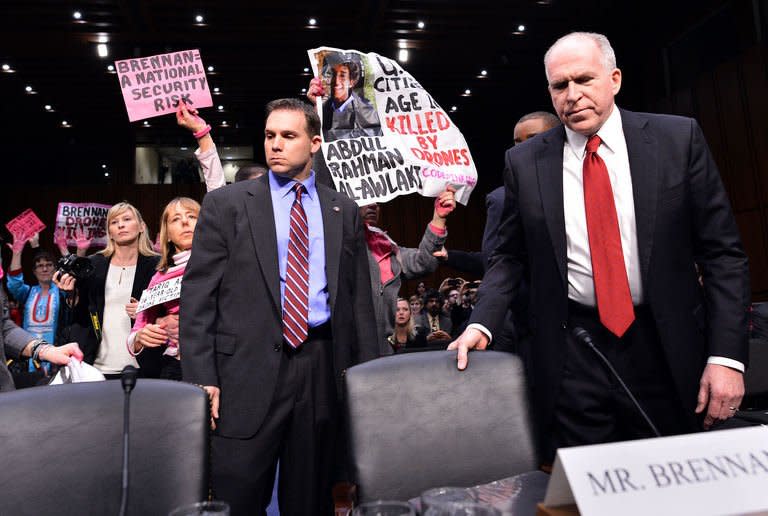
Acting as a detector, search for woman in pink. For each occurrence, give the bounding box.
[127,197,199,380]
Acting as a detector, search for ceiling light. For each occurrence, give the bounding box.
[213,87,220,93]
[480,70,488,76]
[25,85,32,92]
[61,120,69,126]
[180,147,188,150]
[220,121,228,127]
[107,64,115,73]
[303,67,309,73]
[104,172,109,177]
[398,40,407,49]
[143,121,150,126]
[417,21,425,29]
[450,106,458,112]
[398,49,409,63]
[101,164,107,169]
[195,15,204,23]
[44,105,52,111]
[463,88,471,96]
[73,11,82,20]
[1,63,13,73]
[97,34,108,43]
[518,24,526,32]
[207,65,214,72]
[97,44,108,58]
[217,105,224,111]
[308,18,317,26]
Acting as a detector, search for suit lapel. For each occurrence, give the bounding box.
[244,176,281,312]
[318,185,342,312]
[536,127,568,288]
[621,109,657,284]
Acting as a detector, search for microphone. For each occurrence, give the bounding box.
[119,365,138,516]
[571,327,661,438]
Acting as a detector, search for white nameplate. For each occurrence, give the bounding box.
[544,426,768,515]
[136,276,182,313]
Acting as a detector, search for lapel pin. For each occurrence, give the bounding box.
[333,206,340,212]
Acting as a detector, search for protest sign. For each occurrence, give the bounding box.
[308,47,477,206]
[136,276,182,313]
[55,202,111,249]
[6,209,46,239]
[115,49,213,122]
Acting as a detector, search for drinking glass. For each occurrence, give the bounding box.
[351,500,416,515]
[420,487,478,512]
[422,501,501,516]
[168,500,230,516]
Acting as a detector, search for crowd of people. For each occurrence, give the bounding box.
[0,30,761,515]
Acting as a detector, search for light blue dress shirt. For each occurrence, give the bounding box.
[269,170,330,327]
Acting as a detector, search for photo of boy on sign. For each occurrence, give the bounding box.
[316,51,383,142]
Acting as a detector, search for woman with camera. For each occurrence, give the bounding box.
[54,202,160,379]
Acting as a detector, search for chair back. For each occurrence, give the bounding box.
[0,379,208,516]
[344,350,536,502]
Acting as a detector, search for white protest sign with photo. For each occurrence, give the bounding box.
[136,276,183,313]
[543,426,768,516]
[308,47,477,206]
[55,202,111,249]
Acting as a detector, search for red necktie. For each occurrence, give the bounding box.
[583,135,635,337]
[283,183,310,348]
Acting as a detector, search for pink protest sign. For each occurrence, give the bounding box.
[55,202,112,249]
[5,209,46,239]
[115,49,213,122]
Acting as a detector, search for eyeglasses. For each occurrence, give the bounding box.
[35,263,55,270]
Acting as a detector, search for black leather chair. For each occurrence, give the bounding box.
[744,338,768,405]
[344,350,537,503]
[0,379,209,516]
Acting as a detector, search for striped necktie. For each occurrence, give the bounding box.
[282,183,310,348]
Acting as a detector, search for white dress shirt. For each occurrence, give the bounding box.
[563,105,643,306]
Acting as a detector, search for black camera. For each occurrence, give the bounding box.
[56,254,94,280]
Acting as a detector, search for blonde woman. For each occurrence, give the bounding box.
[387,298,427,352]
[127,197,199,380]
[55,202,159,379]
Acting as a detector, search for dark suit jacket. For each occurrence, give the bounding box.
[444,187,505,277]
[64,253,159,367]
[471,109,750,439]
[180,173,378,439]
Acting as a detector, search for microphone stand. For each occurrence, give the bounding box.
[572,327,661,437]
[119,365,138,516]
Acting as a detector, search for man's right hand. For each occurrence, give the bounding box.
[447,327,489,370]
[203,386,220,430]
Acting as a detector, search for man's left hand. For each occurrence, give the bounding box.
[695,363,744,429]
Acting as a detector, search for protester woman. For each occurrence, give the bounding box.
[387,298,427,353]
[55,202,160,379]
[127,197,200,380]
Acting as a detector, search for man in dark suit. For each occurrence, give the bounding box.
[451,32,749,461]
[180,98,378,515]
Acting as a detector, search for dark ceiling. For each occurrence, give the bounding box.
[0,0,743,186]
